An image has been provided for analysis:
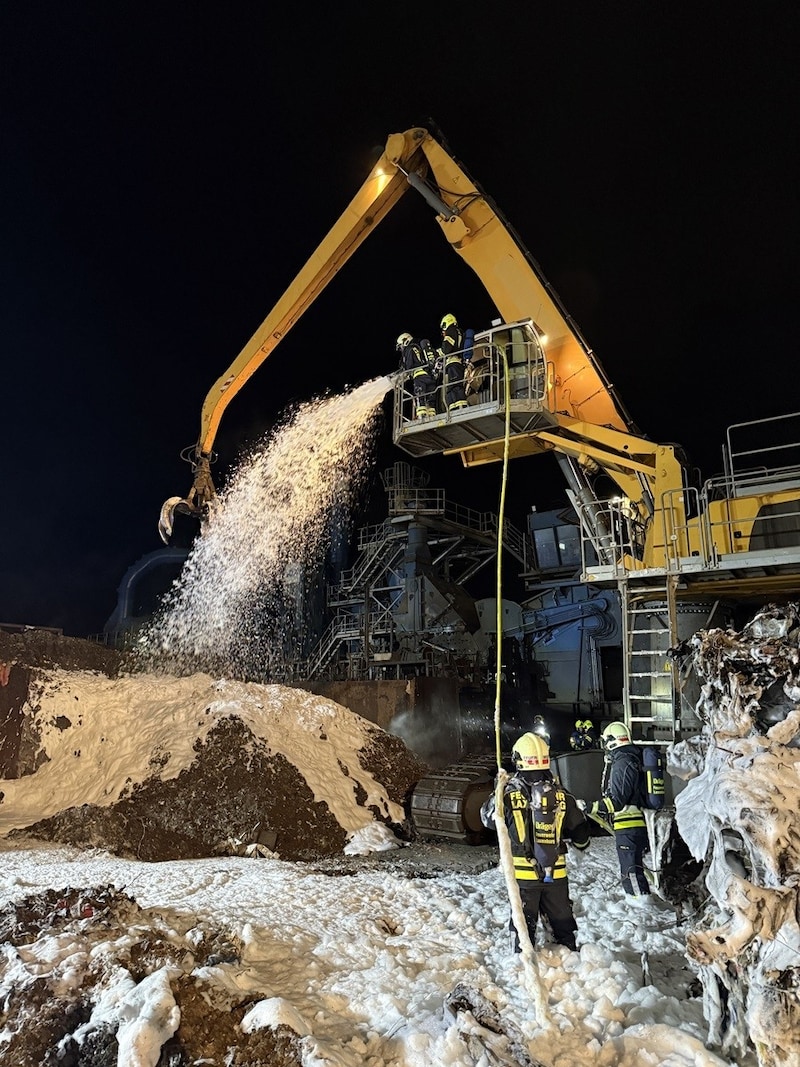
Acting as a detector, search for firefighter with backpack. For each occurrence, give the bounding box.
[480,732,590,952]
[396,332,439,418]
[437,313,469,412]
[582,721,663,900]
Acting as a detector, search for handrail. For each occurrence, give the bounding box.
[724,412,800,496]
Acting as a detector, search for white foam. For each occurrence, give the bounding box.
[142,376,393,678]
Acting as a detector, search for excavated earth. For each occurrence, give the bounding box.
[0,629,432,863]
[11,712,427,863]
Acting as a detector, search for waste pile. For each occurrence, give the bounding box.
[669,602,800,1067]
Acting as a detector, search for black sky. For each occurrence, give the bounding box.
[2,5,798,635]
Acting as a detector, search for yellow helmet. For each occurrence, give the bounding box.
[512,732,550,770]
[440,313,457,332]
[396,332,413,351]
[601,721,632,751]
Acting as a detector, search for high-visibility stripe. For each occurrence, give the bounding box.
[614,813,646,830]
[513,855,567,880]
[512,809,526,842]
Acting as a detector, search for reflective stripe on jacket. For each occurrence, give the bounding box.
[611,804,646,832]
[600,745,647,832]
[480,771,590,882]
[513,853,568,881]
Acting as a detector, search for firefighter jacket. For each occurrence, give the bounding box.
[400,338,427,375]
[569,727,597,750]
[592,744,646,832]
[440,321,464,361]
[481,770,590,882]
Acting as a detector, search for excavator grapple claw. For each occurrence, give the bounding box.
[158,496,199,545]
[158,452,217,544]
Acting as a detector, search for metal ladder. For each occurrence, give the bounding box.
[621,576,680,743]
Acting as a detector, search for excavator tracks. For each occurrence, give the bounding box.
[410,756,498,845]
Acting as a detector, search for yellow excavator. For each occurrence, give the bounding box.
[160,124,800,756]
[158,124,632,544]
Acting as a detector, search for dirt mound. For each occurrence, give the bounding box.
[1,631,432,862]
[13,715,428,861]
[0,884,306,1066]
[0,628,132,677]
[0,635,440,1064]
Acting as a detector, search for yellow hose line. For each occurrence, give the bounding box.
[494,352,512,770]
[489,360,551,1019]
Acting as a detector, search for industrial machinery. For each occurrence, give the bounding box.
[158,125,800,842]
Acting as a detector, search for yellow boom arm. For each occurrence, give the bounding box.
[159,126,671,542]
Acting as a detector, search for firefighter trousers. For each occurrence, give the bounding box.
[614,827,650,895]
[510,878,578,952]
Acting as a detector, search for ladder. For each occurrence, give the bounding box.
[621,576,680,744]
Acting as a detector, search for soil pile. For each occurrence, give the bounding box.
[0,630,432,862]
[0,627,130,677]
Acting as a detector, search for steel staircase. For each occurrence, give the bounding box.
[301,471,536,681]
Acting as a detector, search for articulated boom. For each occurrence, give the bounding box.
[159,126,652,542]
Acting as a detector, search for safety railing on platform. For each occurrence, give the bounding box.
[393,319,550,431]
[485,515,533,569]
[304,605,397,680]
[722,412,800,496]
[87,629,140,650]
[575,411,800,577]
[334,522,404,594]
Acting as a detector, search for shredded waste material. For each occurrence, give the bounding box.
[669,602,800,1065]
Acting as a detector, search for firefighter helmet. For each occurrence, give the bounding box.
[395,332,413,351]
[512,732,550,770]
[440,313,457,332]
[601,721,632,751]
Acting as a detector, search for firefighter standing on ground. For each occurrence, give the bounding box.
[583,722,651,897]
[438,313,469,412]
[481,732,590,952]
[396,332,437,418]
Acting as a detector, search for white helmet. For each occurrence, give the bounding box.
[601,721,632,751]
[396,332,413,351]
[512,732,550,770]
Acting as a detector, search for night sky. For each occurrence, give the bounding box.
[2,5,798,636]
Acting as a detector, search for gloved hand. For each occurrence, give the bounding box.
[576,798,586,811]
